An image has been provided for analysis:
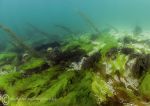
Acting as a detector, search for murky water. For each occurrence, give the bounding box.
[0,1,150,106]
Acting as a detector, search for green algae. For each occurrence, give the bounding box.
[20,58,45,71]
[109,54,128,76]
[100,35,118,56]
[92,74,113,103]
[0,53,16,65]
[63,34,94,53]
[0,30,150,106]
[140,72,150,98]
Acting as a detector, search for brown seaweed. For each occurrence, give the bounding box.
[27,23,50,38]
[106,24,119,33]
[133,25,142,36]
[47,46,86,66]
[77,11,101,34]
[81,51,101,70]
[34,41,61,52]
[55,24,75,34]
[120,47,134,55]
[0,24,39,57]
[106,47,119,59]
[132,54,150,78]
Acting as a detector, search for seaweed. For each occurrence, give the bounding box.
[54,24,75,35]
[140,72,150,100]
[0,24,39,57]
[122,36,137,44]
[0,42,6,52]
[106,24,119,33]
[77,11,101,34]
[106,47,119,59]
[0,26,150,105]
[34,41,61,52]
[27,23,50,39]
[133,25,142,36]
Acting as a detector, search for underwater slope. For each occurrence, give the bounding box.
[0,27,150,106]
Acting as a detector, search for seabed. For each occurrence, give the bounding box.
[0,24,150,106]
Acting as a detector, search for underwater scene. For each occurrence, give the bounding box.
[0,0,150,106]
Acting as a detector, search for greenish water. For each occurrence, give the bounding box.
[0,0,150,106]
[0,0,150,34]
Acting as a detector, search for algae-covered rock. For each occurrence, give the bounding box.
[47,46,86,66]
[132,54,150,78]
[120,47,134,55]
[0,30,150,106]
[81,51,101,70]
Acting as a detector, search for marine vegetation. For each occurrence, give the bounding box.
[0,23,150,106]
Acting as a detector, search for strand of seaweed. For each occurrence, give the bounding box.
[27,23,50,39]
[77,11,101,34]
[0,24,39,57]
[54,24,74,34]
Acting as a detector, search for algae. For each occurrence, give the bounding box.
[0,27,150,106]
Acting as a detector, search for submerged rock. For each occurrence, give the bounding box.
[63,46,87,62]
[106,47,119,59]
[47,46,86,66]
[120,47,134,55]
[81,51,101,70]
[47,47,63,65]
[69,51,101,71]
[132,54,150,78]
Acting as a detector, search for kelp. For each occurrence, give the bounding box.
[0,24,38,57]
[54,24,75,35]
[77,11,101,34]
[27,23,50,39]
[133,25,143,36]
[0,26,150,106]
[106,24,119,33]
[132,54,150,78]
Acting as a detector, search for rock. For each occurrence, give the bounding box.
[47,46,86,65]
[106,47,119,59]
[132,54,150,78]
[81,51,101,69]
[63,46,86,62]
[47,47,63,65]
[120,47,134,55]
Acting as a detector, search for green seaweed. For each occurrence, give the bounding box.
[0,29,150,106]
[19,58,45,71]
[140,71,150,98]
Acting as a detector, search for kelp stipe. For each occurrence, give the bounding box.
[77,11,101,34]
[0,24,38,57]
